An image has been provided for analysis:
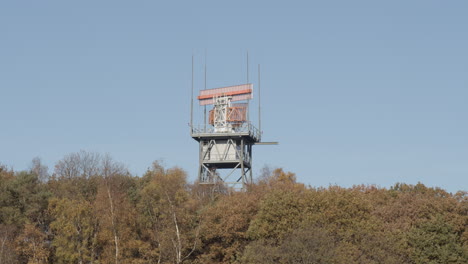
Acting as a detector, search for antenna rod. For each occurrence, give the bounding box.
[191,54,194,132]
[205,50,207,90]
[246,50,250,124]
[247,50,249,83]
[204,51,207,131]
[258,64,261,138]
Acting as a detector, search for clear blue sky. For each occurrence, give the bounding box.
[1,1,467,192]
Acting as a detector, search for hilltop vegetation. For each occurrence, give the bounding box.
[1,151,467,264]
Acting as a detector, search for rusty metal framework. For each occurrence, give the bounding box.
[209,103,247,128]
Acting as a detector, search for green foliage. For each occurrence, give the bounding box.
[0,170,50,228]
[247,168,306,241]
[242,226,337,264]
[407,215,467,264]
[240,239,280,264]
[247,188,306,240]
[277,225,337,264]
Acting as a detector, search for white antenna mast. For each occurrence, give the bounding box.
[190,54,194,130]
[258,64,261,137]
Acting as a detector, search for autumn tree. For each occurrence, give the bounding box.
[137,162,201,264]
[241,225,337,264]
[0,164,17,226]
[1,156,467,264]
[49,198,98,263]
[407,214,467,263]
[247,168,306,241]
[30,158,49,183]
[94,156,147,264]
[196,191,260,263]
[54,151,101,179]
[49,151,102,201]
[0,165,18,263]
[0,163,51,264]
[15,224,48,264]
[0,224,17,264]
[0,171,50,228]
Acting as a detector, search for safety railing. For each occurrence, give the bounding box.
[191,122,261,141]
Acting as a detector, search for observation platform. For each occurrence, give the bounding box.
[191,122,261,143]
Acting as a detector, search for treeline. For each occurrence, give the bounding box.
[0,151,467,264]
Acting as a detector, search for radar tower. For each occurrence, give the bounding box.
[190,56,276,190]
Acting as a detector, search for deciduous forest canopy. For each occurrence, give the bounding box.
[1,151,467,263]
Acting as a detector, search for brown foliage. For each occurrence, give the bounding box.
[15,224,48,264]
[197,192,260,263]
[2,154,467,264]
[0,224,18,264]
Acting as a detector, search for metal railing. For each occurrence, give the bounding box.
[191,122,261,141]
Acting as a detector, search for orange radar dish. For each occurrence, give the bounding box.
[198,84,253,105]
[209,104,248,126]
